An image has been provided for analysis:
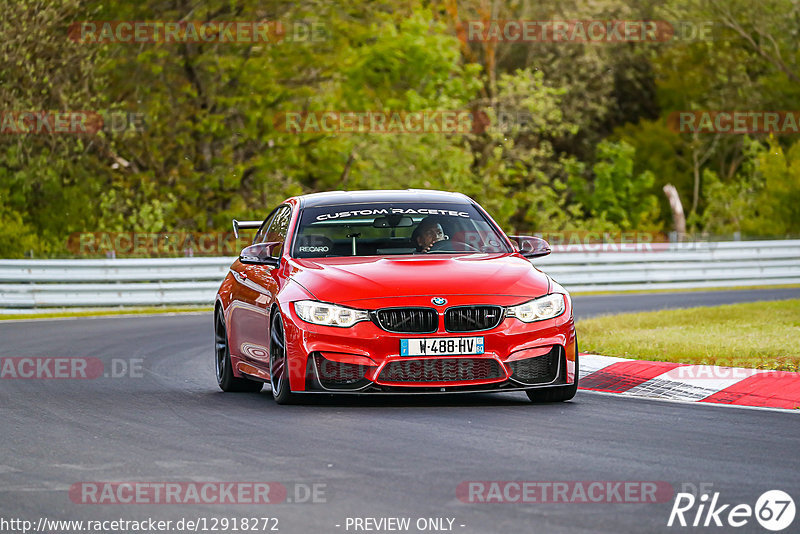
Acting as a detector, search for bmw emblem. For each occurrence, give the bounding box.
[431,297,447,306]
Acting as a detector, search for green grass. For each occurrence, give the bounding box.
[576,299,800,371]
[0,306,213,321]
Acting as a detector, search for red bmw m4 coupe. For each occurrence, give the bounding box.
[214,190,578,404]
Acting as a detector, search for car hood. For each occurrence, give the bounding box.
[288,254,551,304]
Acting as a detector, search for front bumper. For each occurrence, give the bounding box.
[281,294,577,393]
[304,345,568,394]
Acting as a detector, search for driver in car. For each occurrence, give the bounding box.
[412,217,448,253]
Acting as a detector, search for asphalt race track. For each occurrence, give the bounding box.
[1,289,799,534]
[573,287,800,319]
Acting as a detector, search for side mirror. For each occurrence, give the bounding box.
[509,235,551,258]
[239,242,281,267]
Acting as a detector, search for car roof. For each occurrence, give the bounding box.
[295,189,472,208]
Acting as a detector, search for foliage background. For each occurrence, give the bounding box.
[1,0,799,257]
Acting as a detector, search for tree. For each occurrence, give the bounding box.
[570,140,660,231]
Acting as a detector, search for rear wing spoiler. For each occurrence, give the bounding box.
[232,219,263,239]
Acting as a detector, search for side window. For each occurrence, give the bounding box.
[253,208,278,245]
[265,206,292,258]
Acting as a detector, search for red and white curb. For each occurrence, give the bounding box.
[578,354,800,410]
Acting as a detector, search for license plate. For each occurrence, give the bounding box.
[400,337,484,357]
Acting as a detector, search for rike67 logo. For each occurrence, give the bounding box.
[668,490,795,531]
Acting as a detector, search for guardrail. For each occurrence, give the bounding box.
[0,240,798,310]
[535,239,800,292]
[0,258,228,310]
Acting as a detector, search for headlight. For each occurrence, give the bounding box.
[294,300,369,328]
[506,294,566,322]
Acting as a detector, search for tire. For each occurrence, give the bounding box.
[215,308,263,393]
[526,349,579,403]
[269,311,298,405]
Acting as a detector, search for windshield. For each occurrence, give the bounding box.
[291,202,512,258]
